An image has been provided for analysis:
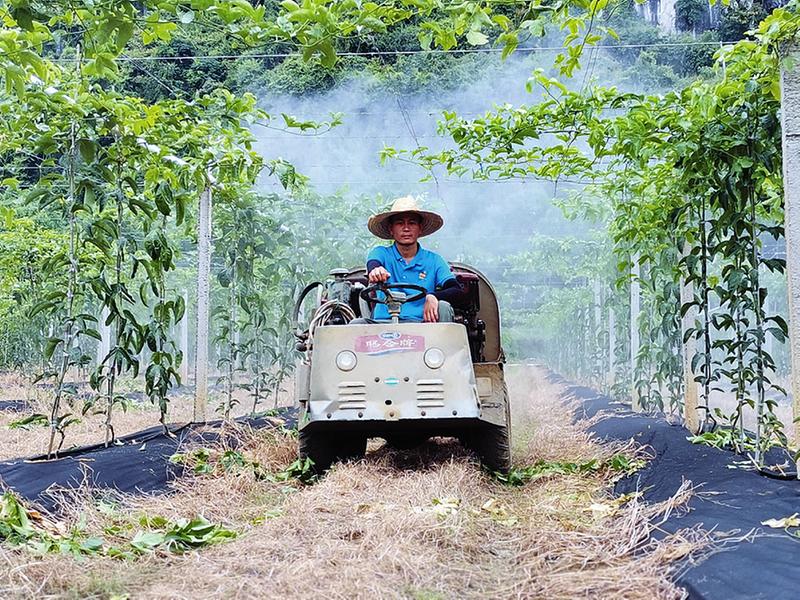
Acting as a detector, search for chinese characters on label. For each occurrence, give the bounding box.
[354,334,425,356]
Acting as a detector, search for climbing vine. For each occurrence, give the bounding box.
[386,6,800,464]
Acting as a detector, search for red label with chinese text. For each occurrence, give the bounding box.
[354,333,425,355]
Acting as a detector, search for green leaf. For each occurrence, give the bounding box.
[12,6,34,31]
[131,531,166,551]
[317,41,337,69]
[28,299,57,319]
[154,194,171,217]
[178,9,196,24]
[173,294,186,322]
[8,413,49,430]
[499,33,518,60]
[82,328,103,342]
[83,53,119,79]
[770,79,781,101]
[80,537,104,553]
[78,139,96,163]
[175,194,186,226]
[44,337,63,361]
[466,30,488,46]
[152,21,177,42]
[115,20,134,51]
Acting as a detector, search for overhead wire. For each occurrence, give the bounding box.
[126,57,186,99]
[47,40,740,63]
[394,94,452,216]
[0,165,598,184]
[2,33,743,219]
[259,177,594,185]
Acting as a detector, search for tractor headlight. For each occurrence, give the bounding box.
[336,350,357,371]
[424,348,445,369]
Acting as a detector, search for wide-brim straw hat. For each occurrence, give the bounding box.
[367,196,444,240]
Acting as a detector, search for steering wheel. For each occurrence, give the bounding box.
[360,282,427,305]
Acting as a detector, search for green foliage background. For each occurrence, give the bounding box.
[0,0,797,462]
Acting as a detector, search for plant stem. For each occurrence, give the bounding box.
[750,183,766,465]
[734,299,746,452]
[224,251,237,421]
[159,220,170,432]
[48,119,78,458]
[251,337,261,414]
[700,197,712,426]
[104,160,125,447]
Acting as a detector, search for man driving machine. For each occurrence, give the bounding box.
[356,196,463,323]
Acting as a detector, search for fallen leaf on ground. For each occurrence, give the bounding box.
[587,492,641,518]
[761,514,800,528]
[430,497,460,517]
[477,498,518,525]
[590,502,615,516]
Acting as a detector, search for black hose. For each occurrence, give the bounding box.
[754,446,799,480]
[757,467,799,481]
[292,281,323,336]
[695,404,717,434]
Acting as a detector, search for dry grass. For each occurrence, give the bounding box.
[0,372,295,460]
[0,366,709,599]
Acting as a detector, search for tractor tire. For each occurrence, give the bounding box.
[299,429,337,474]
[472,424,512,474]
[456,431,474,452]
[299,430,367,474]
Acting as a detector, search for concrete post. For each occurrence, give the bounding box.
[608,306,616,388]
[781,48,800,458]
[194,186,212,422]
[764,295,774,371]
[180,290,189,385]
[630,258,641,411]
[680,248,700,432]
[594,280,603,381]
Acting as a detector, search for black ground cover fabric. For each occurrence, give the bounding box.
[0,400,29,412]
[555,376,800,600]
[0,409,298,513]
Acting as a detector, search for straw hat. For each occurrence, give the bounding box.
[367,196,444,240]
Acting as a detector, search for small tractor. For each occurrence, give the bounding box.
[292,264,511,473]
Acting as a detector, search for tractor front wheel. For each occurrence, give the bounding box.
[299,429,367,474]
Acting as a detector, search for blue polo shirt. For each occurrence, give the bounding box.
[367,243,455,321]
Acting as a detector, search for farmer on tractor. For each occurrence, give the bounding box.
[293,195,511,473]
[354,196,463,324]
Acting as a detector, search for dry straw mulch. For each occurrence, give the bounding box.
[0,371,292,461]
[0,366,709,599]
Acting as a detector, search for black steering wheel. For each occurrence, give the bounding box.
[360,282,427,305]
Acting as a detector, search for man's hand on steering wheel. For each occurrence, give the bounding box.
[360,282,427,305]
[368,266,390,283]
